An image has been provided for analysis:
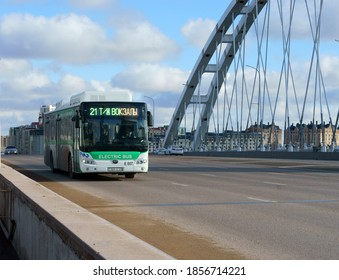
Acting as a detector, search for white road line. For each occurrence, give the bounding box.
[199,173,217,177]
[263,181,287,186]
[247,197,277,203]
[279,164,319,169]
[171,182,190,187]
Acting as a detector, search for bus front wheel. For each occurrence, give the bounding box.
[125,173,135,179]
[68,155,76,179]
[50,153,56,173]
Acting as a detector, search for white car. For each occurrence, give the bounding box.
[167,146,184,155]
[154,148,168,155]
[4,146,18,155]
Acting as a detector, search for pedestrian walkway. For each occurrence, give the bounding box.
[0,227,19,260]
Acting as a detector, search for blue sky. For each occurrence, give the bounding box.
[1,0,339,136]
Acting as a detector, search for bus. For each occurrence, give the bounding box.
[43,91,153,179]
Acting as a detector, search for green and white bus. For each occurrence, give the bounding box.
[44,91,153,178]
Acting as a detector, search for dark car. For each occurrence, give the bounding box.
[4,146,18,155]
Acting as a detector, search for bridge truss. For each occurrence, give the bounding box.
[164,0,333,152]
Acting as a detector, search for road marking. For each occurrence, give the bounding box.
[172,182,190,187]
[199,173,217,177]
[104,198,339,208]
[247,197,277,203]
[263,181,287,186]
[278,164,319,169]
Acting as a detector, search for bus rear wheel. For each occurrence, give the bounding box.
[125,173,135,179]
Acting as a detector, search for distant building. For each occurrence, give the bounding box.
[148,126,168,151]
[246,122,283,150]
[284,122,339,150]
[8,122,43,155]
[150,122,283,151]
[6,105,55,155]
[1,135,9,152]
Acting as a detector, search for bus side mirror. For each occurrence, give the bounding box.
[147,111,154,127]
[72,115,80,128]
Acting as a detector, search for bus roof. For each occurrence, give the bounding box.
[54,90,133,110]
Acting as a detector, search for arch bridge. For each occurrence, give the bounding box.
[164,0,335,152]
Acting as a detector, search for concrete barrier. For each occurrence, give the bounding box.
[0,163,172,260]
[186,150,339,160]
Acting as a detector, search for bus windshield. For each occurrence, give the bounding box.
[80,102,149,152]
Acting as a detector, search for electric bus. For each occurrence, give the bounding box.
[44,91,153,178]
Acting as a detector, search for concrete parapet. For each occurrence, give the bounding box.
[186,151,339,160]
[0,164,172,260]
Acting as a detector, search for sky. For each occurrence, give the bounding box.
[1,0,339,136]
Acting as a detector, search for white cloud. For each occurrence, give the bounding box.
[109,21,180,63]
[320,55,339,90]
[152,107,178,128]
[89,80,111,92]
[0,58,32,78]
[111,64,189,94]
[181,18,216,48]
[0,13,180,64]
[0,59,53,134]
[0,58,51,100]
[0,58,120,134]
[58,74,88,95]
[0,13,108,63]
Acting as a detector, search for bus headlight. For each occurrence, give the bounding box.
[136,158,147,164]
[80,152,94,164]
[82,159,95,164]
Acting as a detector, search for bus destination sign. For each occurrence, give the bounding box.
[89,107,138,117]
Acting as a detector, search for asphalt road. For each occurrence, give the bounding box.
[2,154,339,259]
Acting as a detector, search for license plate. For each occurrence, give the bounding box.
[107,167,123,172]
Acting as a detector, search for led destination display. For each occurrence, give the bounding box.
[88,107,139,117]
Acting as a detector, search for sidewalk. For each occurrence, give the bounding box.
[0,227,19,260]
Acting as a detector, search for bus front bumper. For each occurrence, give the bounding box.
[79,160,148,174]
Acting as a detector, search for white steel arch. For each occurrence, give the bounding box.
[164,0,268,149]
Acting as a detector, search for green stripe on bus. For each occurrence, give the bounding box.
[90,151,141,160]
